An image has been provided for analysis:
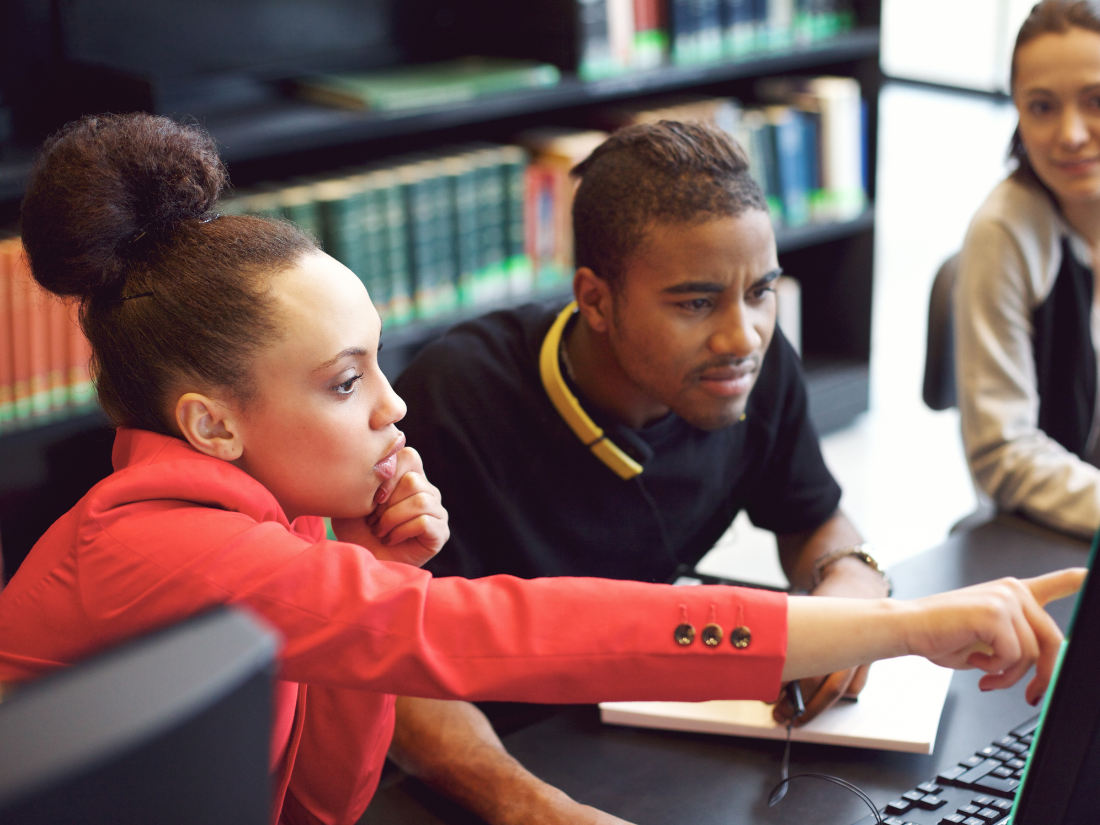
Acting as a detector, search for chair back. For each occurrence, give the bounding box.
[923,253,961,411]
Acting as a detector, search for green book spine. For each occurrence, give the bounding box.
[445,155,481,309]
[428,164,458,317]
[501,146,532,297]
[316,178,366,278]
[471,149,509,305]
[360,175,392,320]
[383,170,414,326]
[402,165,439,320]
[279,182,321,240]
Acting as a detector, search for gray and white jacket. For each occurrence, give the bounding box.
[956,173,1100,538]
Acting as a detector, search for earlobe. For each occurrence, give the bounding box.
[175,392,244,461]
[573,267,613,334]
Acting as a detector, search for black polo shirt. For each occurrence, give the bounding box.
[395,302,841,583]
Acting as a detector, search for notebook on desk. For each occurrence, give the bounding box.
[600,654,953,754]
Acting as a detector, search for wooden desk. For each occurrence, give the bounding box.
[362,515,1089,825]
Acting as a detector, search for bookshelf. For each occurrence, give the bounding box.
[0,0,882,577]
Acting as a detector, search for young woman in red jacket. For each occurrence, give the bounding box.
[0,113,1082,825]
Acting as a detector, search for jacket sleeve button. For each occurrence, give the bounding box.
[701,623,724,647]
[730,626,752,649]
[674,623,696,646]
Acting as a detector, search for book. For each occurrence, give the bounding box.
[358,171,393,320]
[295,58,561,111]
[577,0,616,80]
[600,655,954,755]
[607,0,637,72]
[632,0,668,68]
[380,171,414,326]
[767,105,811,228]
[315,175,367,279]
[515,128,609,288]
[500,145,534,296]
[443,154,482,309]
[469,147,510,305]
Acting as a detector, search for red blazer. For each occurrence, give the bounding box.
[0,429,786,825]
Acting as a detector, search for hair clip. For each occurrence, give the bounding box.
[200,213,220,223]
[121,291,156,302]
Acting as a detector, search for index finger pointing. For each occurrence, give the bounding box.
[1025,568,1088,607]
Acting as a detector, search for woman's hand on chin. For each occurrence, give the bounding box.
[331,446,450,568]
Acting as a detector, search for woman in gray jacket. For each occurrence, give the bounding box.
[958,0,1100,537]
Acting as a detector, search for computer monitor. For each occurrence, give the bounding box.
[0,606,277,825]
[1012,532,1100,825]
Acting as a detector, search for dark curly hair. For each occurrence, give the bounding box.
[20,113,318,434]
[571,120,768,292]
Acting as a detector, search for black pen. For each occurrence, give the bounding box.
[788,680,806,720]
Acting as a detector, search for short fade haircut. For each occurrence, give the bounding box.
[571,120,768,291]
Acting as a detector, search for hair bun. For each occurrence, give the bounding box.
[20,113,227,299]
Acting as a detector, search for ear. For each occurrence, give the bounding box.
[174,392,244,461]
[573,266,615,334]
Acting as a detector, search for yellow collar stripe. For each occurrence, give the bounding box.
[539,302,643,480]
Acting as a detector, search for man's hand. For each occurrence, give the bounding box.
[390,697,635,825]
[774,512,886,725]
[331,447,449,568]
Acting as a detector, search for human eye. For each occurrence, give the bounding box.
[1028,99,1054,116]
[748,282,776,302]
[332,373,364,396]
[676,296,715,312]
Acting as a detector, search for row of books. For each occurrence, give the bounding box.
[582,0,855,76]
[0,239,94,434]
[589,76,866,229]
[222,145,536,326]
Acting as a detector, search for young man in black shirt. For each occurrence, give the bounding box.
[385,122,891,824]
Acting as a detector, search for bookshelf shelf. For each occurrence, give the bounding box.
[0,31,878,202]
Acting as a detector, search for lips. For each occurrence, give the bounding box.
[1052,157,1100,176]
[696,363,757,398]
[373,431,406,480]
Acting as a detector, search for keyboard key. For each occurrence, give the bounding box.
[973,775,1020,797]
[963,818,986,825]
[885,799,912,815]
[1006,758,1026,770]
[1004,741,1028,755]
[978,807,1005,822]
[978,746,999,758]
[1019,734,1034,746]
[1011,717,1041,738]
[939,816,966,825]
[958,759,1001,786]
[918,794,947,810]
[991,766,1014,778]
[903,790,925,803]
[991,800,1013,811]
[993,750,1016,761]
[962,755,985,768]
[996,736,1018,748]
[959,805,981,816]
[883,818,907,825]
[971,796,995,807]
[919,781,945,794]
[938,765,967,783]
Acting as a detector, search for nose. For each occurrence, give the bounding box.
[371,375,407,430]
[708,301,762,359]
[1059,106,1090,149]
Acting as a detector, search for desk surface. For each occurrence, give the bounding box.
[362,515,1090,825]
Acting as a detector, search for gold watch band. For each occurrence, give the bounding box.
[811,543,893,596]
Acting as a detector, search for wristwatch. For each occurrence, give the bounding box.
[811,543,893,596]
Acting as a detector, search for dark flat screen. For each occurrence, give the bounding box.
[1013,532,1100,825]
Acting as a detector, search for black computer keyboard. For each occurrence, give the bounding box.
[852,715,1039,825]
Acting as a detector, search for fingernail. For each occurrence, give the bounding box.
[375,487,387,504]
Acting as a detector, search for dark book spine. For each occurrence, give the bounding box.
[577,0,614,79]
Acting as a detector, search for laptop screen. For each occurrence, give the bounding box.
[1012,531,1100,825]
